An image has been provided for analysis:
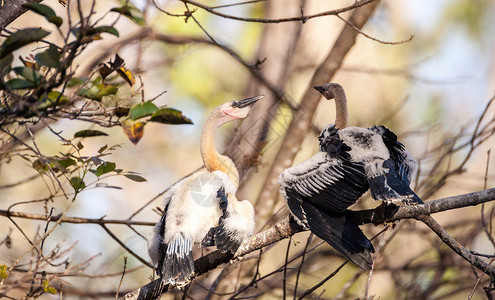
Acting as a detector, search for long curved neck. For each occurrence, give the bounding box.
[200,110,240,187]
[333,86,348,129]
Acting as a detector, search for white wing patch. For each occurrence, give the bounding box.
[279,152,342,197]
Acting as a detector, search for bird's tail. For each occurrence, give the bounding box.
[302,201,375,270]
[161,234,194,287]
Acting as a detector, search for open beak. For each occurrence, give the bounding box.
[313,85,325,93]
[223,95,264,119]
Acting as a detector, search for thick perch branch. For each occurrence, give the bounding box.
[122,188,495,300]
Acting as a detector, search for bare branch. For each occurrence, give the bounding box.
[335,14,414,45]
[179,0,377,24]
[122,188,495,300]
[0,209,155,226]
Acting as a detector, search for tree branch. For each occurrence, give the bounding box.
[122,188,495,300]
[419,215,495,281]
[0,209,155,226]
[181,0,377,23]
[0,0,42,33]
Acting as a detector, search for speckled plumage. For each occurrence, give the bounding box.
[279,124,422,269]
[279,83,423,270]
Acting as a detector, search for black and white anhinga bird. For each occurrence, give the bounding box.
[148,95,262,286]
[278,83,422,270]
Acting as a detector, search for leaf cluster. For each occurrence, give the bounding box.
[0,3,193,144]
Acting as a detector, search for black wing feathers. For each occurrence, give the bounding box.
[368,160,423,204]
[201,187,242,253]
[319,124,351,159]
[301,200,374,270]
[304,160,368,213]
[370,125,423,204]
[290,125,369,213]
[281,125,374,269]
[155,201,195,285]
[155,202,169,277]
[285,189,374,270]
[370,125,410,184]
[161,234,194,285]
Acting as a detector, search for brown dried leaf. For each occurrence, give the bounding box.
[121,119,145,145]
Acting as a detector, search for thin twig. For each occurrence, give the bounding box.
[297,261,347,300]
[179,0,377,23]
[116,257,128,300]
[293,234,312,299]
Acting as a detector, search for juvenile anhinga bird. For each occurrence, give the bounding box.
[148,95,262,286]
[278,83,422,270]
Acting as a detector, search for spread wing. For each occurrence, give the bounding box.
[368,126,423,205]
[279,151,374,270]
[279,151,369,213]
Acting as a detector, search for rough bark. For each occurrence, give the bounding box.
[0,0,43,33]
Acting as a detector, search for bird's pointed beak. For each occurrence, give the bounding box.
[313,85,325,94]
[223,95,264,119]
[231,95,264,108]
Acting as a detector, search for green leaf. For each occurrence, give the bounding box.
[70,176,85,192]
[47,15,63,27]
[94,161,116,177]
[5,78,35,89]
[150,108,193,125]
[0,53,13,75]
[58,157,76,168]
[35,44,60,68]
[97,84,118,98]
[95,183,123,190]
[40,91,70,107]
[124,174,147,182]
[32,159,48,172]
[111,5,145,25]
[0,28,50,58]
[129,102,158,120]
[23,3,55,17]
[77,86,98,100]
[67,77,85,87]
[74,130,108,138]
[12,66,43,84]
[98,144,108,154]
[77,141,84,149]
[77,84,118,101]
[93,26,120,37]
[23,3,62,27]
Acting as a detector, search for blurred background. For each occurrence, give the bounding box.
[1,0,494,299]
